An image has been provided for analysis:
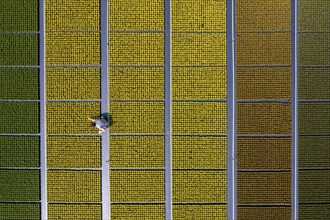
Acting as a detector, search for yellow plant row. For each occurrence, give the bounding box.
[298,33,330,66]
[237,138,291,170]
[237,172,291,204]
[236,0,290,31]
[172,33,226,66]
[237,102,291,135]
[237,33,291,66]
[173,204,227,219]
[236,67,291,100]
[109,67,164,100]
[111,204,164,219]
[110,136,164,168]
[172,102,227,134]
[47,136,101,168]
[172,67,226,100]
[48,204,101,220]
[110,102,164,134]
[46,32,100,66]
[238,207,291,220]
[111,204,227,219]
[172,0,226,32]
[47,102,100,134]
[110,66,227,100]
[47,170,101,203]
[172,136,226,169]
[46,68,100,100]
[172,170,226,203]
[110,33,164,66]
[45,0,99,31]
[110,170,164,202]
[109,0,164,31]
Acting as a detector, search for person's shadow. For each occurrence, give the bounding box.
[91,112,114,127]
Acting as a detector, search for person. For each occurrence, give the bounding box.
[88,117,108,134]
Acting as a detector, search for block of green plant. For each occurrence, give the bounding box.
[299,33,330,66]
[0,102,39,134]
[299,136,330,168]
[0,0,38,32]
[0,68,39,100]
[0,136,39,167]
[0,170,40,201]
[299,204,330,220]
[0,34,38,66]
[299,102,330,135]
[0,203,40,220]
[299,68,330,100]
[299,0,330,32]
[299,170,330,203]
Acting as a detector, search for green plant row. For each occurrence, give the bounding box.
[0,203,40,220]
[0,34,39,66]
[299,170,330,203]
[0,136,39,168]
[0,102,39,134]
[0,0,38,32]
[299,102,330,135]
[298,68,330,100]
[0,170,40,202]
[0,68,39,100]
